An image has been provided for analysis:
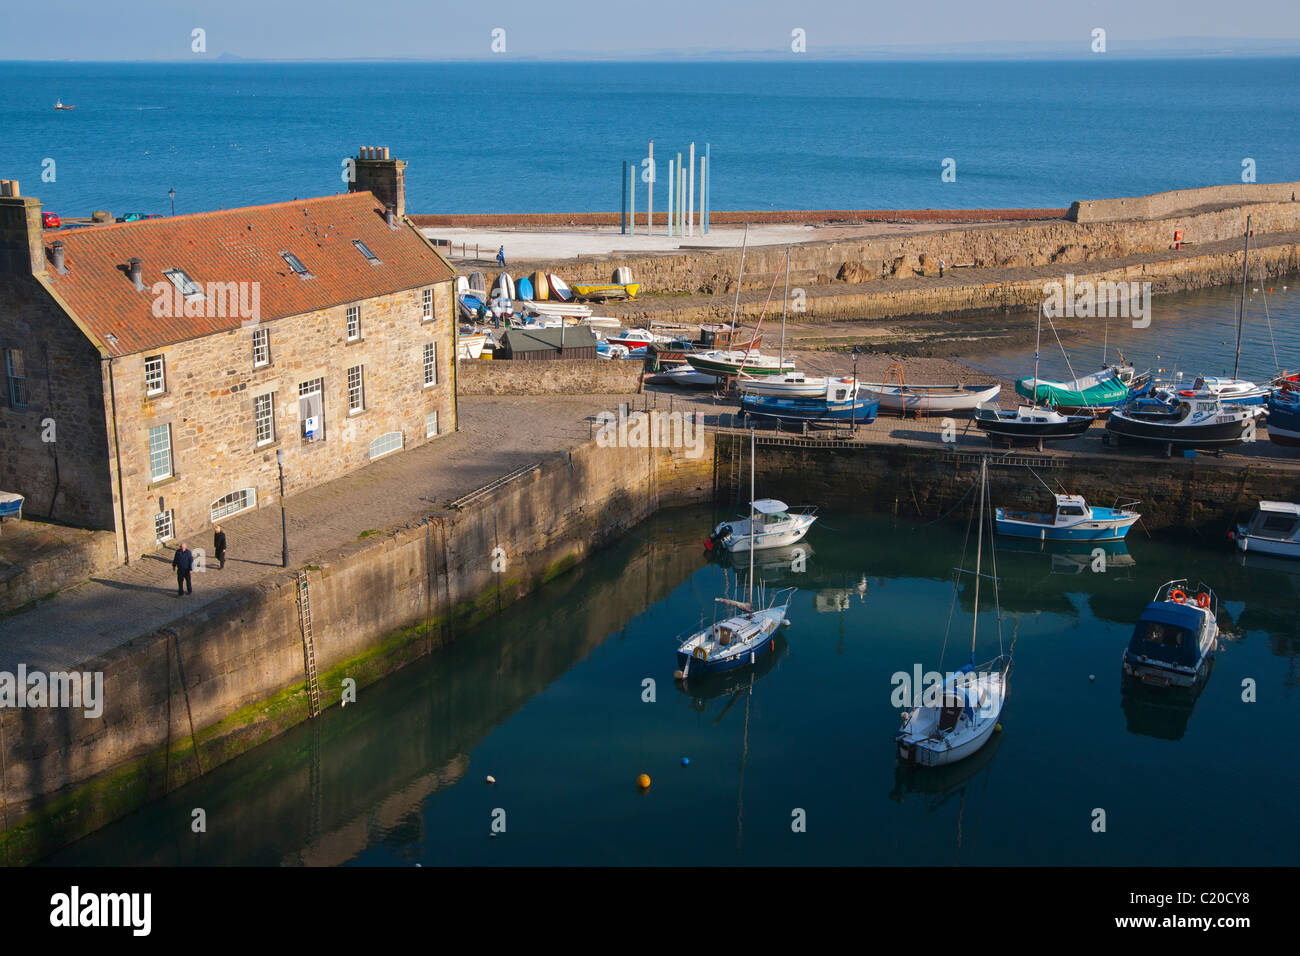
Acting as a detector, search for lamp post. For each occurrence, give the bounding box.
[850,346,862,435]
[276,449,288,568]
[168,188,175,217]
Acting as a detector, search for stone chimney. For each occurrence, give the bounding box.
[349,145,407,218]
[0,180,47,276]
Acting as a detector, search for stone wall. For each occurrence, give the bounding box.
[456,358,643,396]
[103,279,457,564]
[0,524,118,614]
[1069,182,1300,223]
[0,432,714,863]
[0,274,115,532]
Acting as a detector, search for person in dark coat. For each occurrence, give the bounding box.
[213,525,227,569]
[172,542,194,595]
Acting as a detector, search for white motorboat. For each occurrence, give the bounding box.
[861,381,1001,414]
[709,499,818,553]
[895,458,1010,768]
[1122,580,1219,688]
[737,373,854,398]
[1232,501,1300,559]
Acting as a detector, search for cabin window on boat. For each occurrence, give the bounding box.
[5,348,28,409]
[281,252,313,279]
[352,239,380,266]
[421,287,433,320]
[346,305,361,342]
[1138,622,1185,650]
[252,328,270,368]
[144,355,165,396]
[1259,513,1300,536]
[423,342,438,387]
[298,378,325,441]
[163,268,204,302]
[1059,506,1086,516]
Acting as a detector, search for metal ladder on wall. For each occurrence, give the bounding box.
[296,570,321,719]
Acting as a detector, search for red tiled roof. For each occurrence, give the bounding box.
[43,192,455,356]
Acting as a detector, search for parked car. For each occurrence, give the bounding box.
[41,212,61,229]
[116,212,146,223]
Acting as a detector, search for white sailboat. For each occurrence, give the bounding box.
[895,458,1011,767]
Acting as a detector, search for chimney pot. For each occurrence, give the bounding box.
[52,240,67,274]
[128,257,144,291]
[386,204,398,229]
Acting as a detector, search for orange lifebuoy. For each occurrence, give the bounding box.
[1170,589,1187,604]
[1178,390,1195,398]
[1196,592,1210,609]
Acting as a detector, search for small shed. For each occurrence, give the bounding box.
[499,326,598,361]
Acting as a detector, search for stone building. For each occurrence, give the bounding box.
[0,150,457,565]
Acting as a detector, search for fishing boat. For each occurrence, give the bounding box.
[862,380,1001,415]
[738,373,852,398]
[995,493,1140,543]
[709,499,818,553]
[675,431,794,680]
[1015,366,1131,413]
[688,349,796,378]
[1122,580,1218,688]
[54,99,75,110]
[895,458,1011,767]
[607,328,672,350]
[1231,501,1300,559]
[742,379,878,426]
[1266,386,1300,446]
[973,403,1093,447]
[1105,391,1259,453]
[570,282,640,301]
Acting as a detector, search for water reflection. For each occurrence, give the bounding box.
[1120,666,1213,742]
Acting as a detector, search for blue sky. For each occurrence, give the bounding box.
[4,0,1299,60]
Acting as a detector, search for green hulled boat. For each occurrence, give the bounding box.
[686,349,796,377]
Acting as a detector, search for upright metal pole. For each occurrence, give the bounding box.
[277,451,288,568]
[676,151,683,238]
[667,158,675,237]
[621,160,628,235]
[732,223,749,328]
[704,143,711,234]
[647,141,654,234]
[700,155,707,238]
[1234,214,1251,380]
[629,163,636,236]
[688,142,696,237]
[780,248,789,371]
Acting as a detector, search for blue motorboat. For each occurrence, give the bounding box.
[741,379,878,426]
[995,494,1140,543]
[1122,580,1219,688]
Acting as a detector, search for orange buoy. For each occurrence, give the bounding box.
[637,773,651,790]
[1170,589,1187,604]
[1196,592,1210,608]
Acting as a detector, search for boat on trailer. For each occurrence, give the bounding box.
[1122,580,1218,688]
[688,349,796,378]
[861,381,1001,415]
[1015,366,1131,414]
[742,379,878,427]
[995,494,1140,543]
[1231,501,1300,559]
[738,373,853,398]
[895,458,1010,768]
[973,402,1093,447]
[1266,386,1300,447]
[1105,391,1260,453]
[709,499,818,553]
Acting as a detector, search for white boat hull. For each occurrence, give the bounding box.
[863,382,1001,413]
[896,671,1006,767]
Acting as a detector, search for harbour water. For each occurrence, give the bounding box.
[5,58,1300,215]
[45,507,1299,866]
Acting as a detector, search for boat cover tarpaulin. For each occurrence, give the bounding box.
[1127,602,1204,667]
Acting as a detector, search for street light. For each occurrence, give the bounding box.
[850,346,862,435]
[276,448,288,567]
[168,188,175,216]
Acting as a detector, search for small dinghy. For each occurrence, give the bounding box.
[516,276,534,301]
[644,365,719,388]
[895,459,1010,768]
[1231,501,1300,559]
[531,270,549,300]
[709,499,818,553]
[861,381,1001,415]
[995,493,1140,543]
[1122,580,1218,688]
[973,403,1093,448]
[546,274,574,301]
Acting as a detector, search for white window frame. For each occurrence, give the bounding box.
[210,488,257,523]
[252,328,270,368]
[347,365,364,414]
[298,377,325,442]
[369,431,403,461]
[154,510,174,544]
[422,287,433,320]
[425,410,439,438]
[148,423,173,482]
[346,305,361,342]
[144,355,165,396]
[423,341,437,388]
[163,268,204,302]
[254,392,275,446]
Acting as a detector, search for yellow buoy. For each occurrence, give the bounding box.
[637,773,651,790]
[995,723,1003,733]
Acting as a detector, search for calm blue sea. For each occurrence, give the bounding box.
[2,59,1299,216]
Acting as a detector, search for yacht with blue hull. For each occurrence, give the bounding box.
[1122,580,1219,688]
[674,592,793,678]
[995,494,1140,543]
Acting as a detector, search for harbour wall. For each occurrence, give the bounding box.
[475,198,1300,301]
[456,358,644,396]
[0,434,713,865]
[1,526,118,615]
[1069,182,1300,223]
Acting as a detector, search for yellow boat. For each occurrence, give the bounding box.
[568,282,640,301]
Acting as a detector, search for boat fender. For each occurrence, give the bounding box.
[1196,592,1211,609]
[1170,589,1188,604]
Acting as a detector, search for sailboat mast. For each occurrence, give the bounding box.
[970,459,986,654]
[779,248,790,371]
[1234,214,1251,380]
[732,224,749,331]
[1033,302,1043,402]
[748,429,756,606]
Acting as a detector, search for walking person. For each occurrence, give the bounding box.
[496,245,506,268]
[213,524,227,570]
[172,542,194,596]
[939,258,946,278]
